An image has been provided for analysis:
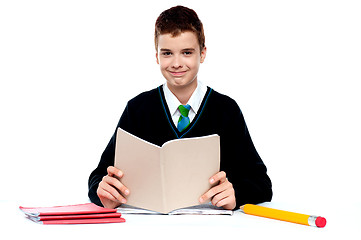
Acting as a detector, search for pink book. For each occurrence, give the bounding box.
[19,203,125,224]
[19,203,117,216]
[29,212,122,221]
[29,217,125,224]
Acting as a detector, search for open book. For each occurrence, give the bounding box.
[114,128,220,214]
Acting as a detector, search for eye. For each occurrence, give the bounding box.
[183,51,193,56]
[161,51,172,56]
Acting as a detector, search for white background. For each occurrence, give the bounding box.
[1,0,360,237]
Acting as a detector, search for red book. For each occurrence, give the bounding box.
[29,212,122,221]
[19,203,117,216]
[19,203,125,224]
[29,217,126,225]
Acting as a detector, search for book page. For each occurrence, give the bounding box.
[169,203,233,215]
[117,203,232,215]
[114,128,164,212]
[161,135,220,213]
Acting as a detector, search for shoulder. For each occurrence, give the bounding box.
[118,87,161,129]
[207,88,247,127]
[127,86,160,107]
[209,88,241,112]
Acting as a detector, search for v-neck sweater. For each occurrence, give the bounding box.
[88,86,272,209]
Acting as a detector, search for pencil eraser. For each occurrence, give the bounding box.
[315,217,326,228]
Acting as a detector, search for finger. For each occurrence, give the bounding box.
[209,171,226,184]
[214,192,236,209]
[200,178,232,203]
[199,181,227,203]
[98,180,126,203]
[102,175,130,196]
[210,181,233,203]
[211,187,234,207]
[107,166,123,178]
[214,195,236,208]
[97,187,118,202]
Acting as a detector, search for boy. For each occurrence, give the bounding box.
[88,5,272,210]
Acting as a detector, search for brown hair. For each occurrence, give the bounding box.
[154,5,205,52]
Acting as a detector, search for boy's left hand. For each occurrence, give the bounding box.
[199,171,236,210]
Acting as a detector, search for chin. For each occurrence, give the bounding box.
[170,81,194,89]
[169,77,197,87]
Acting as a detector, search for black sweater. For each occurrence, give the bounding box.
[88,86,272,209]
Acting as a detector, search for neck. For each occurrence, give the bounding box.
[167,80,198,105]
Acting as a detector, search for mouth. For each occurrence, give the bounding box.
[169,71,187,77]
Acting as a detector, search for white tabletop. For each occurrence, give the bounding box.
[2,200,360,240]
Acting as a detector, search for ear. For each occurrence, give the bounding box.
[200,46,207,63]
[156,52,159,64]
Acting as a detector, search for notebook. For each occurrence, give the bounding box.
[114,128,220,214]
[19,203,125,224]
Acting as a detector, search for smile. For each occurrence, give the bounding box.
[169,71,187,77]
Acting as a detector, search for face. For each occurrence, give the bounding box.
[156,31,206,91]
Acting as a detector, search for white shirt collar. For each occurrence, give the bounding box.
[163,81,207,116]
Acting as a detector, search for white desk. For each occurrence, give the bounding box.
[1,200,360,240]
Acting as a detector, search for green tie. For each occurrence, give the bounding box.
[177,104,191,132]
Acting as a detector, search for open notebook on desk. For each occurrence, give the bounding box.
[114,128,221,214]
[117,203,233,215]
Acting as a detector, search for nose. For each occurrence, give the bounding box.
[171,55,183,69]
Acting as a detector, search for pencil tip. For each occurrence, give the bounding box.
[239,205,245,212]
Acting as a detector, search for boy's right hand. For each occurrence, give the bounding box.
[97,166,130,209]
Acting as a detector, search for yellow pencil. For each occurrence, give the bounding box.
[240,204,326,228]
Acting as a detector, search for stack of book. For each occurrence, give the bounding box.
[19,203,125,224]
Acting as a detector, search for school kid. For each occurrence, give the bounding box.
[88,5,272,210]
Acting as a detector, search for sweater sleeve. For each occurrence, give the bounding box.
[220,100,272,209]
[88,103,133,206]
